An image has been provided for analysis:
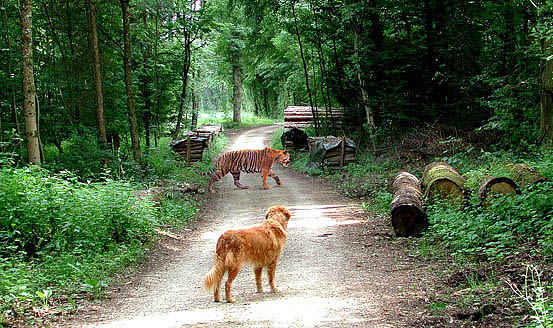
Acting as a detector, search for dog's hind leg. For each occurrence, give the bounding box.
[254,267,263,293]
[225,265,241,303]
[267,261,279,293]
[214,279,221,302]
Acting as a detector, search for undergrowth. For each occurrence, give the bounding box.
[274,125,553,327]
[0,131,228,325]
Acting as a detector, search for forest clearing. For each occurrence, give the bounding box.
[1,0,553,327]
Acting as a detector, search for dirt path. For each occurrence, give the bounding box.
[66,124,434,327]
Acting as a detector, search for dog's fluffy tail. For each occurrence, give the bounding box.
[204,255,225,291]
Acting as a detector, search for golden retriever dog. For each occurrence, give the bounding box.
[204,205,291,303]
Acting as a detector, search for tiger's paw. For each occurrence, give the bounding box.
[264,185,272,189]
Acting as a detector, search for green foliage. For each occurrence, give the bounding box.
[0,166,159,318]
[270,127,284,150]
[422,173,553,263]
[509,265,553,328]
[43,133,115,181]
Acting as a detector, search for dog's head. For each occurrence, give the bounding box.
[265,205,291,228]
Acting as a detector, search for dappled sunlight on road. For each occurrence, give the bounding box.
[200,204,364,241]
[288,204,365,229]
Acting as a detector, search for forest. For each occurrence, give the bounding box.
[1,0,553,326]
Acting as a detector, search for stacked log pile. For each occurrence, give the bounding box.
[308,136,356,168]
[284,106,343,129]
[170,124,223,163]
[389,171,428,237]
[170,135,208,163]
[421,162,466,205]
[191,124,223,146]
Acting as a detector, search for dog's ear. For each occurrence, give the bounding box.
[283,207,291,221]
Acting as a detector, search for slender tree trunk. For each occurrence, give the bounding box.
[2,1,23,156]
[120,0,141,161]
[232,57,243,124]
[540,38,553,143]
[85,0,107,150]
[354,28,374,129]
[20,0,41,163]
[314,11,334,132]
[292,0,317,134]
[153,0,160,147]
[172,30,191,140]
[424,0,438,119]
[141,13,151,148]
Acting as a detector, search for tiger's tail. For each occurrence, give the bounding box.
[193,157,220,176]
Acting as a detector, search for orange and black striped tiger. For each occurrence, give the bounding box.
[197,147,290,193]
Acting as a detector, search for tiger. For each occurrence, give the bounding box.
[196,147,291,194]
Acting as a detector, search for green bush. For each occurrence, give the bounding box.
[423,180,553,262]
[0,166,158,318]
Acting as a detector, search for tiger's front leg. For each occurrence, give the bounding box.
[262,168,271,189]
[231,171,249,189]
[269,171,282,186]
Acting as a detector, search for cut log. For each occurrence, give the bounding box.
[505,163,548,187]
[389,171,428,237]
[421,162,465,205]
[478,177,520,206]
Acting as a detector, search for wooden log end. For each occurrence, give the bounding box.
[391,205,428,237]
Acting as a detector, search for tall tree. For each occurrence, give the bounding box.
[20,0,41,163]
[292,0,317,134]
[85,0,107,150]
[120,0,141,161]
[539,27,553,143]
[232,53,243,124]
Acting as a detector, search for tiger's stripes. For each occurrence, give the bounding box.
[197,147,290,194]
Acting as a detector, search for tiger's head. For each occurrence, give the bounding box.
[278,149,291,167]
[267,148,290,167]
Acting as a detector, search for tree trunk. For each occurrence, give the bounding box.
[153,0,160,147]
[540,38,553,144]
[232,58,242,124]
[120,0,141,161]
[424,0,438,120]
[353,27,374,129]
[141,13,151,148]
[2,0,23,156]
[172,17,191,140]
[292,1,317,135]
[85,0,108,150]
[20,0,41,164]
[191,71,199,129]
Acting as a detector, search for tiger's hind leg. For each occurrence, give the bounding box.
[231,171,249,189]
[269,170,282,186]
[209,169,225,193]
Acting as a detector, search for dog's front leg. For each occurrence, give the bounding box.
[254,267,263,293]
